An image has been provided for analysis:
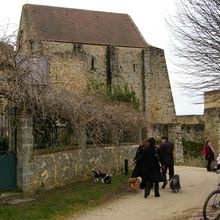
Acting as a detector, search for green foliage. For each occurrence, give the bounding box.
[183,140,204,158]
[88,80,140,108]
[0,172,130,220]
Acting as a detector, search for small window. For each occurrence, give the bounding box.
[73,44,83,52]
[91,57,95,70]
[29,39,34,52]
[133,64,136,72]
[73,44,77,52]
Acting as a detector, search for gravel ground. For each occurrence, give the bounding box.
[65,166,218,220]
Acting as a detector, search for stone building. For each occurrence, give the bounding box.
[1,4,219,192]
[18,4,176,124]
[12,4,178,192]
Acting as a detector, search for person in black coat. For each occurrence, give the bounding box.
[131,139,148,179]
[142,137,163,198]
[132,137,162,198]
[159,136,174,189]
[131,138,163,197]
[205,140,215,171]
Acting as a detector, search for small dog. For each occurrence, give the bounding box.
[92,169,111,184]
[170,174,181,193]
[128,177,142,192]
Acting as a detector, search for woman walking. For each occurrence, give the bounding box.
[205,140,215,171]
[142,137,163,198]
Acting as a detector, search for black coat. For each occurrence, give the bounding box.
[205,145,215,161]
[131,145,145,178]
[131,145,163,186]
[159,141,174,165]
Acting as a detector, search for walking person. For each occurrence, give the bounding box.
[204,140,215,171]
[131,139,148,179]
[141,137,163,198]
[159,136,174,189]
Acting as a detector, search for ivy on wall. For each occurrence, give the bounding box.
[87,80,140,108]
[183,140,204,158]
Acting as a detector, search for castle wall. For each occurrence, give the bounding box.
[177,115,204,143]
[18,12,177,124]
[41,42,147,110]
[177,115,204,124]
[204,91,220,152]
[15,11,180,192]
[143,47,176,124]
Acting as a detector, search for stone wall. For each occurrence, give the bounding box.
[152,123,184,164]
[32,145,137,191]
[40,42,176,124]
[181,124,204,143]
[16,13,180,192]
[204,108,220,152]
[177,115,204,144]
[143,47,176,124]
[204,90,220,109]
[204,91,220,152]
[16,114,34,193]
[18,13,177,124]
[177,115,204,124]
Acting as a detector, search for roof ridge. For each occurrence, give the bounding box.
[21,4,148,48]
[24,4,128,16]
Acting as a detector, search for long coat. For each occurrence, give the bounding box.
[205,145,215,161]
[131,145,145,178]
[131,144,163,187]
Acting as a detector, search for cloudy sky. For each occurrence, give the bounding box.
[0,0,204,115]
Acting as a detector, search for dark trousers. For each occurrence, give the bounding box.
[207,160,212,171]
[162,164,174,183]
[145,181,159,197]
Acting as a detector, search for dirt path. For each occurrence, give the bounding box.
[66,166,218,220]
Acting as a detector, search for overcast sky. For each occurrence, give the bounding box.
[0,0,204,115]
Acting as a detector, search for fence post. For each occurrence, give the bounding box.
[124,159,128,175]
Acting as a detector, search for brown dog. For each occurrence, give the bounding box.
[128,177,142,192]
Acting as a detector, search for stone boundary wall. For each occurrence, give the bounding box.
[204,108,220,152]
[204,90,220,109]
[32,145,138,191]
[177,115,204,143]
[177,115,204,124]
[181,124,204,143]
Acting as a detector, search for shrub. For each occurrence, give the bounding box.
[183,140,204,158]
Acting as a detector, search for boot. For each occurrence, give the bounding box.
[154,182,160,197]
[155,191,160,197]
[144,182,151,198]
[144,188,150,198]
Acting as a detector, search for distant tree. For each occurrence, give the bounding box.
[169,0,220,97]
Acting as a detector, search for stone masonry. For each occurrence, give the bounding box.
[7,4,219,192]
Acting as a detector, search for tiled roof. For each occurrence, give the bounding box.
[22,4,148,48]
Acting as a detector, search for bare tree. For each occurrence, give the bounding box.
[168,0,220,97]
[0,28,147,148]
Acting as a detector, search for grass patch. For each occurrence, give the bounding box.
[0,173,130,220]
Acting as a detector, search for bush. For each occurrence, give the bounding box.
[183,140,204,158]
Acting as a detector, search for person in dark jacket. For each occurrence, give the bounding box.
[141,137,163,198]
[131,138,163,197]
[205,140,215,171]
[131,139,148,179]
[159,136,174,189]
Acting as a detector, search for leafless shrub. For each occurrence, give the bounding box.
[0,28,147,148]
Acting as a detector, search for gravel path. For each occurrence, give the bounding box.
[66,166,218,220]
